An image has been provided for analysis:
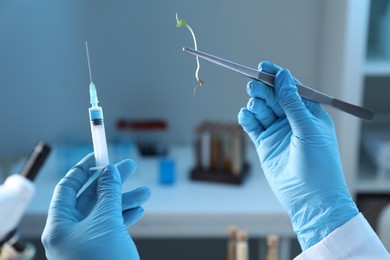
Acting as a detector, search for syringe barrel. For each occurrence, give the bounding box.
[89,106,109,169]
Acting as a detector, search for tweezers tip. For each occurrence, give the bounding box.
[365,110,375,120]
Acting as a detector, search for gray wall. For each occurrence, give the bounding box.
[0,0,323,155]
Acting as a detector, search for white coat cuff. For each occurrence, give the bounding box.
[295,213,389,260]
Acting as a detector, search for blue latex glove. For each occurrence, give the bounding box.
[41,154,151,260]
[238,62,359,250]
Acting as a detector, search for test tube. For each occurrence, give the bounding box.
[200,124,211,171]
[266,234,279,260]
[232,128,242,176]
[210,132,219,171]
[227,226,237,260]
[236,230,248,260]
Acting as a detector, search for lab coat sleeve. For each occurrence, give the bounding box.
[295,213,390,260]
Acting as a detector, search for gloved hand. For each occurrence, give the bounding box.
[41,154,151,260]
[238,61,359,250]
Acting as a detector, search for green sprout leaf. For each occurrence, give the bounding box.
[176,13,187,28]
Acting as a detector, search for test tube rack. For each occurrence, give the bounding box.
[190,121,249,185]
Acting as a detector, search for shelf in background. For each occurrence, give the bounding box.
[357,179,390,194]
[357,161,390,194]
[365,52,390,76]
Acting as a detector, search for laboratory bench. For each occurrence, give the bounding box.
[12,143,296,259]
[357,161,390,194]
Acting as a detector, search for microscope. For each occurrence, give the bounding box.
[0,142,51,260]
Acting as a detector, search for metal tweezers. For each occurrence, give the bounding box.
[183,47,374,120]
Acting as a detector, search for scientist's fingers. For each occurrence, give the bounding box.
[260,61,314,127]
[246,81,285,117]
[121,187,150,227]
[260,61,304,87]
[76,159,137,212]
[258,60,282,75]
[122,186,151,211]
[123,207,145,227]
[238,107,263,144]
[275,69,312,135]
[96,165,122,215]
[246,98,278,128]
[116,159,138,182]
[260,61,322,114]
[50,154,95,210]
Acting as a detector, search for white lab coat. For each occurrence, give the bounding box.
[295,213,390,260]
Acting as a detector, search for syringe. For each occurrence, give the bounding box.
[86,41,109,170]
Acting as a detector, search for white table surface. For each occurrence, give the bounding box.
[18,144,294,239]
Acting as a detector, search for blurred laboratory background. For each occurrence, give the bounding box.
[1,0,390,259]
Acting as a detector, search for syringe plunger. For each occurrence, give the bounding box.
[89,106,109,169]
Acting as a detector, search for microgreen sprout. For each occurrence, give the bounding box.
[176,13,204,95]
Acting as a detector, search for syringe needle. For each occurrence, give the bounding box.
[85,41,98,107]
[85,41,93,83]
